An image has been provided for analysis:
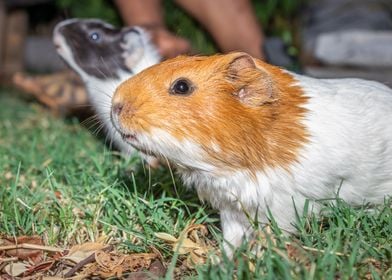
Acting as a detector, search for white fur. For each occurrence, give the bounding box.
[132,74,392,253]
[53,21,160,158]
[215,76,392,251]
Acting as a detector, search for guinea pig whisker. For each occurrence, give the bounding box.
[84,87,112,106]
[95,64,111,82]
[147,160,152,190]
[109,135,115,151]
[167,157,180,199]
[73,103,95,109]
[86,83,114,101]
[98,57,120,90]
[110,127,120,150]
[80,114,101,128]
[110,56,134,79]
[103,127,115,151]
[89,123,106,137]
[82,118,101,130]
[80,113,99,123]
[87,120,105,135]
[92,122,107,136]
[102,56,121,77]
[110,57,121,70]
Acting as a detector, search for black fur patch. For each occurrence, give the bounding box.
[58,20,133,79]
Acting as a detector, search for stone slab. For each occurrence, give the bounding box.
[304,66,392,87]
[24,36,67,73]
[314,30,392,68]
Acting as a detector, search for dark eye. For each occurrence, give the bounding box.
[89,32,100,42]
[170,78,194,95]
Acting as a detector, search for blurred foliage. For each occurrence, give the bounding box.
[162,1,217,55]
[56,0,121,26]
[253,0,305,51]
[55,0,305,55]
[254,0,304,27]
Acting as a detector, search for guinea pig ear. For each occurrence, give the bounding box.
[226,53,276,107]
[120,27,145,68]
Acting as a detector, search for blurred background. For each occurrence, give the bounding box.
[0,0,302,76]
[0,0,392,101]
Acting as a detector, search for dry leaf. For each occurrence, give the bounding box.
[68,242,106,255]
[285,243,310,266]
[4,262,28,277]
[155,222,219,268]
[62,242,106,263]
[175,238,200,255]
[0,236,44,263]
[0,274,13,280]
[122,253,158,272]
[123,271,155,280]
[122,259,166,280]
[148,259,166,277]
[95,250,125,271]
[54,191,62,199]
[23,260,55,276]
[0,237,166,279]
[77,251,158,278]
[154,233,178,243]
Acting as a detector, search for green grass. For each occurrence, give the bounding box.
[1,89,391,279]
[0,89,213,247]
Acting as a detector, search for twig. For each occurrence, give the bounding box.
[0,243,64,253]
[0,257,18,262]
[285,241,347,256]
[64,245,113,278]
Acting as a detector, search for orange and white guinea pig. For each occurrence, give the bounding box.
[111,52,392,253]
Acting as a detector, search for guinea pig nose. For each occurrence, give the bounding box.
[128,27,141,35]
[112,103,124,115]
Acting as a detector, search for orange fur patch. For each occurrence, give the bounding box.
[113,53,309,173]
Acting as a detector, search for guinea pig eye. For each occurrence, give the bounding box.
[170,78,194,96]
[89,32,100,42]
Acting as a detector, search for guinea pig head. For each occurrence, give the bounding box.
[111,53,308,173]
[53,19,155,80]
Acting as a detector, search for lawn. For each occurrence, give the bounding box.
[0,87,391,279]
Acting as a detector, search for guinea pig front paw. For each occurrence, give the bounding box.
[141,154,161,169]
[220,210,253,257]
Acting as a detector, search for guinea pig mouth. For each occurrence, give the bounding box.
[120,131,154,156]
[52,35,64,52]
[121,132,137,142]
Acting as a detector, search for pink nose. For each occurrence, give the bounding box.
[112,103,123,116]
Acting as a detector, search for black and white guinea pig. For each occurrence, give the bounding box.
[53,19,161,161]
